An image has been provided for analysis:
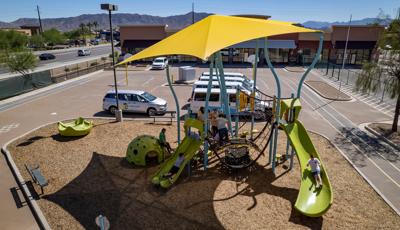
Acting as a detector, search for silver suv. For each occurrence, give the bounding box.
[102,90,167,116]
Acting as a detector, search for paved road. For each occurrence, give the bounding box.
[37,45,111,67]
[0,66,399,228]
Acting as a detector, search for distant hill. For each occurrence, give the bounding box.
[0,12,211,31]
[302,17,392,29]
[0,13,392,31]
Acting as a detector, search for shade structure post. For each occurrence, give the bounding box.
[297,33,324,98]
[203,55,215,170]
[235,86,240,137]
[215,52,233,136]
[166,64,180,144]
[268,96,276,164]
[264,38,281,174]
[250,39,259,140]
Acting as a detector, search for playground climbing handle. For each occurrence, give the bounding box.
[281,120,333,217]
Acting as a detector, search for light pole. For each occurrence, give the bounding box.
[101,3,123,121]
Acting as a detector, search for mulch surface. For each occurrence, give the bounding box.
[305,81,351,101]
[7,119,400,229]
[368,123,400,146]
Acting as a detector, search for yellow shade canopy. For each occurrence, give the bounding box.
[118,15,320,65]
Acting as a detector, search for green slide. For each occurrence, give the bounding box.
[151,118,204,188]
[58,117,93,137]
[281,120,333,217]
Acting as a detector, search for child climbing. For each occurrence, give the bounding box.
[216,113,229,146]
[159,128,172,153]
[307,154,322,188]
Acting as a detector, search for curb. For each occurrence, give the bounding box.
[308,128,400,216]
[1,116,178,230]
[305,81,352,101]
[364,125,400,151]
[2,143,51,230]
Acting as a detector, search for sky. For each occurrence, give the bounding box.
[1,0,398,23]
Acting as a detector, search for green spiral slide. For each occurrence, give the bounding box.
[281,120,333,217]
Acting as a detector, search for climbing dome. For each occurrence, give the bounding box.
[126,135,164,166]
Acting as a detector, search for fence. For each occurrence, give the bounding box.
[314,61,396,106]
[0,58,112,100]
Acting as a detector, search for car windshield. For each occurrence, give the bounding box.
[154,59,164,63]
[141,92,157,101]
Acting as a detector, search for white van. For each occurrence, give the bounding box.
[151,57,168,70]
[199,75,256,92]
[78,48,91,56]
[189,88,239,113]
[201,72,254,83]
[192,80,252,95]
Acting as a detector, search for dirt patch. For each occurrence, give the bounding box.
[368,123,400,146]
[305,81,351,101]
[7,119,400,229]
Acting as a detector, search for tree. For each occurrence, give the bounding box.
[86,22,93,33]
[64,29,81,40]
[29,34,45,49]
[93,21,99,36]
[355,19,400,132]
[3,51,37,77]
[42,28,65,46]
[0,30,29,51]
[79,23,86,42]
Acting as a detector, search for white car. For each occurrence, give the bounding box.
[151,57,168,70]
[78,48,91,56]
[102,90,167,116]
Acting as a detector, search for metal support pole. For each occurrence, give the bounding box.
[264,39,281,174]
[250,40,259,140]
[216,52,233,136]
[203,55,215,170]
[166,65,180,144]
[268,96,276,164]
[109,10,122,122]
[297,33,324,98]
[235,87,239,137]
[285,93,294,158]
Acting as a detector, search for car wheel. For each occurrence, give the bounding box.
[109,106,117,115]
[147,108,157,116]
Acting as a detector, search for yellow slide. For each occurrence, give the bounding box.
[281,120,333,217]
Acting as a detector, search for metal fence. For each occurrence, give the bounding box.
[314,61,396,106]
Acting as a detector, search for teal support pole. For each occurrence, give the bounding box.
[268,96,276,164]
[250,40,259,140]
[203,55,215,170]
[264,38,282,174]
[235,87,239,137]
[166,65,180,144]
[285,93,294,159]
[216,52,233,136]
[297,33,324,98]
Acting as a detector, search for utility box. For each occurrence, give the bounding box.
[178,66,196,82]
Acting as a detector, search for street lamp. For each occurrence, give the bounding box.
[101,3,123,121]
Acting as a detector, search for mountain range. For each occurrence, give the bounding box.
[0,12,391,31]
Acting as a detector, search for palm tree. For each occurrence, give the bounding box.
[79,23,86,45]
[93,21,99,37]
[86,22,93,34]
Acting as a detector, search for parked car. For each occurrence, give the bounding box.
[151,57,168,70]
[39,53,56,60]
[78,48,91,56]
[102,90,167,116]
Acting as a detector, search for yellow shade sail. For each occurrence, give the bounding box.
[118,15,320,65]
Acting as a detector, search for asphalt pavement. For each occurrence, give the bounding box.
[0,66,399,228]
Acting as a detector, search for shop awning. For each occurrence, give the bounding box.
[118,15,320,65]
[122,40,161,49]
[230,39,296,49]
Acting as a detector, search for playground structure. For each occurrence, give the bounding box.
[119,15,333,217]
[58,117,93,137]
[126,135,166,166]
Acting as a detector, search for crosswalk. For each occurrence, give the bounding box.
[0,123,20,134]
[312,70,396,118]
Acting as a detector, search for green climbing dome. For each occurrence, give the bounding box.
[126,135,165,166]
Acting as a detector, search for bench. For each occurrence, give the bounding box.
[149,111,176,125]
[25,164,48,194]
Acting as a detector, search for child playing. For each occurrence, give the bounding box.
[209,109,218,137]
[165,153,185,178]
[307,154,322,188]
[159,128,172,153]
[216,114,229,146]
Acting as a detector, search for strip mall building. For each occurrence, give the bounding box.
[119,16,384,65]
